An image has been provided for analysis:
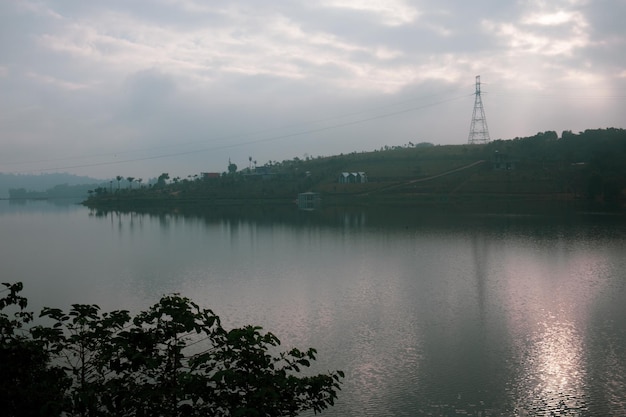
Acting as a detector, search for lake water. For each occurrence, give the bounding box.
[1,199,625,416]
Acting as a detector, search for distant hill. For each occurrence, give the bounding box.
[0,173,106,198]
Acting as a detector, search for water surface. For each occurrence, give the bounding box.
[1,200,625,416]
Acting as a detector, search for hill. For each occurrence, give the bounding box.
[83,128,626,212]
[0,173,105,199]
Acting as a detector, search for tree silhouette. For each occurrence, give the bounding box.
[157,173,170,187]
[1,283,343,417]
[228,160,238,175]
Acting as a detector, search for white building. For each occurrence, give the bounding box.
[338,172,368,184]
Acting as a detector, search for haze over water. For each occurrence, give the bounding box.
[2,200,625,416]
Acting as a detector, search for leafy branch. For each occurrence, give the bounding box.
[1,283,343,417]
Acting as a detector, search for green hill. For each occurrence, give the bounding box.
[83,128,626,212]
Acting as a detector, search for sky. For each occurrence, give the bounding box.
[1,0,625,180]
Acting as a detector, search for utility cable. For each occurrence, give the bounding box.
[14,92,472,174]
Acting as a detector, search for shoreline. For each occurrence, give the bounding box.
[81,193,625,217]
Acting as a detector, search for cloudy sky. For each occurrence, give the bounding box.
[1,0,624,180]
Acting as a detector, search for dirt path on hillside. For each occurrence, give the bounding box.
[360,160,486,195]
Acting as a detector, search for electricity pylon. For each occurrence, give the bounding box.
[467,75,491,144]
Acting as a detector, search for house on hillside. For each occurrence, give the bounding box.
[243,165,274,180]
[201,172,221,179]
[255,166,272,175]
[492,151,516,170]
[338,172,368,184]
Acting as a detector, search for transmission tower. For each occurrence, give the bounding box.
[467,75,490,144]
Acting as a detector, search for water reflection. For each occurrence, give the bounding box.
[3,201,626,416]
[512,316,588,415]
[498,236,624,416]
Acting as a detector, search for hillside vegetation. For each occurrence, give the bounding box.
[83,128,626,211]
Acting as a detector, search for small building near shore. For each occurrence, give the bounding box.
[297,192,321,210]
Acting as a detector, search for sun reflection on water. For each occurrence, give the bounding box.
[500,245,613,416]
[512,315,589,415]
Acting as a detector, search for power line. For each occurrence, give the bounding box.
[13,92,471,174]
[4,88,468,169]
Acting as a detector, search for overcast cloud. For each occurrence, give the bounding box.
[1,0,624,179]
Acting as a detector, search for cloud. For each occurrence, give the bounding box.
[522,10,582,26]
[30,4,421,94]
[27,71,90,90]
[0,0,624,178]
[14,0,63,20]
[483,8,590,57]
[318,0,419,26]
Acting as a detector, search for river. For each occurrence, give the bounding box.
[1,199,625,416]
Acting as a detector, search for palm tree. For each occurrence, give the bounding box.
[126,177,135,189]
[116,176,123,191]
[228,159,237,175]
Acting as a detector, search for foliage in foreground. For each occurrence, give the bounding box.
[0,282,343,417]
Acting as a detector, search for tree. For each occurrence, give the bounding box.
[228,161,238,175]
[1,283,343,417]
[126,177,135,189]
[1,283,70,417]
[116,176,123,191]
[157,173,170,187]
